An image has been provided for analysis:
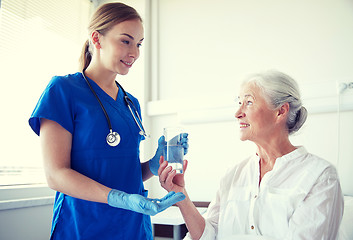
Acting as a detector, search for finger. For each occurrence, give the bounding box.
[158,135,165,145]
[159,155,164,164]
[183,159,188,173]
[159,191,176,201]
[164,169,177,187]
[180,137,188,144]
[159,164,173,184]
[157,158,169,176]
[163,192,185,205]
[158,192,186,212]
[182,143,189,155]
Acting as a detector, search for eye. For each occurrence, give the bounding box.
[137,43,142,48]
[122,40,130,45]
[246,101,253,105]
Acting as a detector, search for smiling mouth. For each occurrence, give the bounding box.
[240,123,250,128]
[121,60,133,66]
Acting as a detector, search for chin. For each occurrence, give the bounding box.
[239,135,247,141]
[116,69,129,76]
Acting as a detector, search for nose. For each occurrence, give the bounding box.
[129,45,140,59]
[235,106,245,119]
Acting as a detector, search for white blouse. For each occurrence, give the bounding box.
[185,147,344,240]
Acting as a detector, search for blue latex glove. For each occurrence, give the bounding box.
[107,190,185,216]
[149,133,189,175]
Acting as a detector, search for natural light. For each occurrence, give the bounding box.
[0,0,92,185]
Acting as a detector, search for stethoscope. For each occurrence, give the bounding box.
[82,72,148,147]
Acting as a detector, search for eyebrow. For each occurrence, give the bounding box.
[121,33,144,42]
[238,94,254,99]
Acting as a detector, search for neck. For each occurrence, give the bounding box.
[257,138,296,185]
[84,64,119,100]
[256,137,296,164]
[84,63,117,89]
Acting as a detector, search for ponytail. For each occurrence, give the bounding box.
[79,40,91,72]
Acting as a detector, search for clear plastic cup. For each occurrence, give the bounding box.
[163,127,184,174]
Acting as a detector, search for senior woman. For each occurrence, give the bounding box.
[158,70,344,240]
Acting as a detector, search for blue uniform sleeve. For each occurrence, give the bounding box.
[29,76,75,136]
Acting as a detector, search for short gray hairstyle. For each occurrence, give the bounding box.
[242,70,307,135]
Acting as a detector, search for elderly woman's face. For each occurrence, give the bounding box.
[235,82,278,143]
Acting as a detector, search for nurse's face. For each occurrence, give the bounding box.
[235,83,278,144]
[98,19,144,75]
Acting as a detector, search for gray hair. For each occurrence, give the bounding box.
[242,70,307,135]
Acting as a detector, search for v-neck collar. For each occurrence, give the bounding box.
[82,73,123,105]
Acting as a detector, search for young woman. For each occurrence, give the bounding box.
[29,3,187,239]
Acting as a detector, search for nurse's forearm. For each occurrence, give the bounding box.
[45,166,111,203]
[177,190,206,240]
[40,119,111,204]
[141,161,154,181]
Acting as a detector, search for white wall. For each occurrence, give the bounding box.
[156,0,353,100]
[143,0,353,201]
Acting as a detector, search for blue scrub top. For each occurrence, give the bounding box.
[29,72,152,240]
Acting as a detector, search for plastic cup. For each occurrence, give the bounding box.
[163,127,184,174]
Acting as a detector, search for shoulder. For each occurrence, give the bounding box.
[125,91,139,103]
[43,72,85,100]
[125,91,141,110]
[48,72,82,89]
[303,152,339,180]
[287,147,340,188]
[297,148,336,175]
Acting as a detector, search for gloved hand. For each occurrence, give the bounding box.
[107,189,185,216]
[149,133,189,175]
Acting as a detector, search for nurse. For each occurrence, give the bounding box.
[29,2,187,240]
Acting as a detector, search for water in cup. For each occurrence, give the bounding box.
[163,127,185,174]
[164,144,184,174]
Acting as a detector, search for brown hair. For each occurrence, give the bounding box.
[79,2,142,71]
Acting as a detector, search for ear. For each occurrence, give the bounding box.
[277,102,289,120]
[91,31,101,49]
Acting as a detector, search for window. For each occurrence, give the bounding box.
[0,0,92,186]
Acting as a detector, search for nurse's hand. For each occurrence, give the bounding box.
[107,189,185,216]
[158,156,188,194]
[149,133,189,176]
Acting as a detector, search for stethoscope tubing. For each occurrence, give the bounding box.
[83,73,114,131]
[82,72,148,144]
[125,96,147,137]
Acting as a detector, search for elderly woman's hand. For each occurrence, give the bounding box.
[158,156,188,193]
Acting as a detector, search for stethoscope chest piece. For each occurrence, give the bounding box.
[106,130,120,147]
